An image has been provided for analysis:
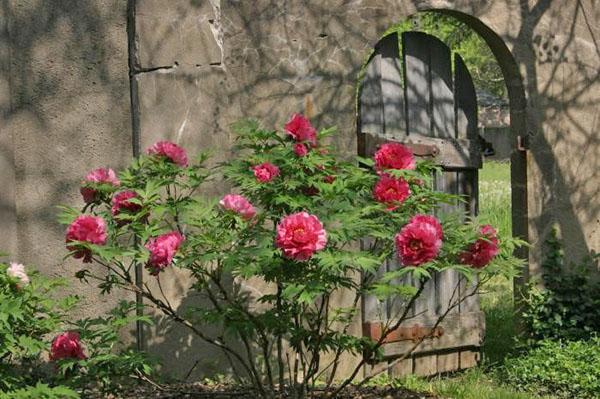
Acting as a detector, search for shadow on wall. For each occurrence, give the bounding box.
[507,0,599,268]
[0,0,133,332]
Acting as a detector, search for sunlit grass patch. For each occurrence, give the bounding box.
[478,161,511,237]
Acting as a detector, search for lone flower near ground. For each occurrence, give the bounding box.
[459,225,499,268]
[374,142,416,172]
[220,194,256,220]
[66,215,108,263]
[285,113,317,147]
[80,167,120,204]
[146,140,189,167]
[145,231,185,276]
[395,215,443,266]
[253,162,280,183]
[50,331,86,361]
[275,212,327,261]
[7,262,29,287]
[373,174,411,210]
[111,190,142,218]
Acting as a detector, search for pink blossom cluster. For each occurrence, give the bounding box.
[293,143,309,157]
[395,215,443,266]
[220,194,256,220]
[374,142,415,172]
[65,215,108,263]
[80,168,120,204]
[145,231,185,275]
[459,225,499,268]
[146,141,188,167]
[275,212,327,261]
[7,262,29,288]
[111,190,143,221]
[50,331,86,361]
[253,162,280,183]
[285,114,317,148]
[373,174,411,210]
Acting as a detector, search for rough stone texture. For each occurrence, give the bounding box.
[136,0,222,69]
[0,0,133,316]
[1,0,599,381]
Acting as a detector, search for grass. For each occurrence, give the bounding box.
[398,369,539,399]
[478,161,512,238]
[387,161,547,398]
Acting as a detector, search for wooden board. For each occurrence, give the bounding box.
[378,33,406,138]
[360,51,383,135]
[403,32,430,136]
[429,35,455,139]
[366,312,485,358]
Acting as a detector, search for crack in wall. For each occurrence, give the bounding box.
[132,62,179,75]
[208,0,225,70]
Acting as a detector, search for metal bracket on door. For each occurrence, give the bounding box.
[404,142,440,158]
[363,322,445,343]
[517,135,528,152]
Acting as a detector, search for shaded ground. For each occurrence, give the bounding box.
[94,383,437,399]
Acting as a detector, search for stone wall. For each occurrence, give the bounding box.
[1,0,599,379]
[0,0,133,320]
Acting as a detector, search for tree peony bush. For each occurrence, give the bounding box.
[60,118,524,398]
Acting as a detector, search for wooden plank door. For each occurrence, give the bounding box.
[359,31,484,377]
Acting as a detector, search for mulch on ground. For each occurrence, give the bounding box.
[97,382,438,399]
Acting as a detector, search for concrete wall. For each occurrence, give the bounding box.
[1,0,599,379]
[0,0,133,316]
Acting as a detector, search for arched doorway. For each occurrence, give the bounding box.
[356,11,528,377]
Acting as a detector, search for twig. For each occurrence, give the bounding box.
[332,277,428,396]
[136,370,165,391]
[184,360,200,381]
[360,276,483,384]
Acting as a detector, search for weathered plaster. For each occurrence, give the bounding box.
[0,0,133,318]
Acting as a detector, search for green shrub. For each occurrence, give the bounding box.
[521,228,600,341]
[501,338,600,398]
[0,257,154,397]
[0,383,79,399]
[54,301,155,395]
[0,258,77,391]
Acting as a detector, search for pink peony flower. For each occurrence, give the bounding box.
[146,141,188,167]
[275,212,327,261]
[80,168,120,203]
[285,114,317,147]
[219,194,256,220]
[293,143,309,157]
[145,231,185,276]
[459,225,499,268]
[410,215,443,239]
[252,162,280,183]
[7,262,29,287]
[111,190,142,218]
[373,174,411,210]
[50,331,86,361]
[66,215,108,263]
[395,214,443,266]
[374,142,416,172]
